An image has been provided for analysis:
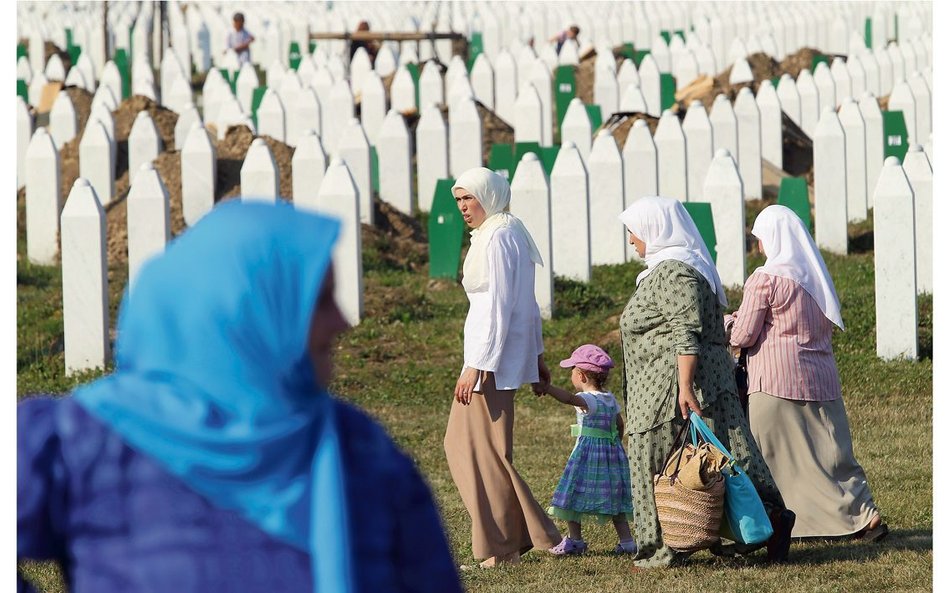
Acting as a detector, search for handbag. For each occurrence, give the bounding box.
[653,421,725,552]
[734,348,749,414]
[689,412,774,545]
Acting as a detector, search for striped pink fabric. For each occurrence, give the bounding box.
[726,271,842,402]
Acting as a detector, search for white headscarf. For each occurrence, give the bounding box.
[618,196,728,307]
[752,205,845,329]
[454,168,543,293]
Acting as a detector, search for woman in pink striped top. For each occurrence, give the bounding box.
[725,206,887,541]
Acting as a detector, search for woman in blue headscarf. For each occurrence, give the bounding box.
[17,200,462,593]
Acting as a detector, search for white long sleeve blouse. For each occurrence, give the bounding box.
[462,226,544,391]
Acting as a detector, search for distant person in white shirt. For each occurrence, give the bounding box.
[227,12,255,65]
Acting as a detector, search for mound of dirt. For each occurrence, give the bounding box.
[65,87,93,133]
[575,52,597,105]
[113,95,179,147]
[475,100,514,164]
[361,199,429,272]
[605,112,661,150]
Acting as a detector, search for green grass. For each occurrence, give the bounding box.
[17,202,932,592]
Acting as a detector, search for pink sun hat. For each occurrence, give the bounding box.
[559,344,615,373]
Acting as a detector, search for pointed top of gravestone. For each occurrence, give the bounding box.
[884,156,901,167]
[759,79,775,90]
[822,106,836,116]
[34,126,49,138]
[139,162,155,172]
[73,177,91,189]
[908,144,922,153]
[329,157,346,169]
[841,96,856,105]
[715,148,732,159]
[190,121,205,131]
[522,152,539,162]
[689,100,704,109]
[713,93,728,104]
[349,117,359,126]
[562,141,576,150]
[633,119,648,129]
[598,129,614,139]
[251,138,266,148]
[738,87,753,97]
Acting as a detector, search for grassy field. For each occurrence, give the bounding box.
[17,200,932,592]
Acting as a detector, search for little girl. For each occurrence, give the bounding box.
[538,344,637,555]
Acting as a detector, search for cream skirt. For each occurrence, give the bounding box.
[748,391,878,537]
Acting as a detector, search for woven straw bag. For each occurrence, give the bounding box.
[653,421,726,552]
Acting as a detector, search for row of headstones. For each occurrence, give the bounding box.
[766,45,932,143]
[26,122,368,375]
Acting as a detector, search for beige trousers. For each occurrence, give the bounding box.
[444,374,562,560]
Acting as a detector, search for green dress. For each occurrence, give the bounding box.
[619,260,785,568]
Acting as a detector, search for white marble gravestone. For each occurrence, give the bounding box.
[837,98,868,222]
[292,87,323,140]
[494,50,518,124]
[703,149,746,288]
[291,129,328,211]
[49,91,78,148]
[257,89,286,143]
[560,97,592,163]
[128,111,163,180]
[326,79,355,155]
[419,61,445,110]
[888,80,916,146]
[509,152,554,319]
[470,54,495,110]
[902,145,932,295]
[527,60,553,146]
[830,58,852,106]
[79,120,114,206]
[550,141,591,282]
[654,110,688,201]
[813,62,836,114]
[336,118,373,224]
[181,123,216,227]
[315,158,363,326]
[813,107,848,254]
[390,67,416,113]
[377,110,414,214]
[28,72,49,109]
[756,80,783,168]
[617,59,641,105]
[776,73,802,127]
[734,88,762,201]
[620,83,649,114]
[682,101,713,203]
[61,178,109,375]
[873,156,917,360]
[173,102,201,150]
[360,71,388,146]
[859,93,883,210]
[907,73,931,146]
[416,104,449,212]
[25,128,62,265]
[796,69,820,138]
[126,163,170,282]
[17,96,32,191]
[240,138,280,201]
[638,53,662,116]
[588,131,625,265]
[594,66,620,122]
[513,82,544,146]
[449,97,482,176]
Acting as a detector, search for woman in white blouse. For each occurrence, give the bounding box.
[444,168,563,569]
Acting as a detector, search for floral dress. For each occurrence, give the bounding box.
[549,391,634,522]
[619,260,785,567]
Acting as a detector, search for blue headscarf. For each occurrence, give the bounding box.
[73,200,353,592]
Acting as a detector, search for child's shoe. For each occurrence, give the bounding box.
[549,537,588,556]
[613,540,638,555]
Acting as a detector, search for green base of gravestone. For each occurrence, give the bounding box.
[17,79,28,102]
[660,73,677,111]
[811,54,830,72]
[777,177,812,232]
[882,110,909,162]
[538,145,560,177]
[289,41,302,71]
[370,146,380,194]
[114,48,131,99]
[513,142,542,179]
[632,49,651,68]
[428,178,464,280]
[682,202,717,263]
[17,43,27,60]
[585,104,603,131]
[467,32,484,71]
[405,62,421,110]
[488,143,514,180]
[554,65,577,128]
[251,86,267,127]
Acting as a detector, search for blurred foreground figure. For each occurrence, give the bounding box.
[18,201,462,593]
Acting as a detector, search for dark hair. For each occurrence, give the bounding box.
[579,368,609,390]
[233,12,245,23]
[569,25,580,35]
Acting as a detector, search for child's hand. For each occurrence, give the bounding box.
[531,380,548,396]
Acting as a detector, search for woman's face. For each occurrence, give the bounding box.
[454,187,488,228]
[308,267,350,388]
[628,232,646,258]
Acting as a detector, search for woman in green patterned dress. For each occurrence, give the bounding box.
[617,196,796,568]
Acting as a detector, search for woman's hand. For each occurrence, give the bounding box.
[678,383,702,419]
[454,367,481,405]
[533,355,551,396]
